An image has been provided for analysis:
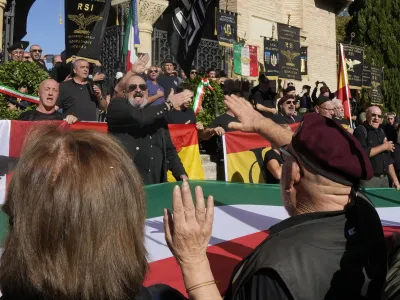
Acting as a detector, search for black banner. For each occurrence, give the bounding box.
[65,0,111,63]
[342,44,364,88]
[263,38,279,79]
[216,10,237,47]
[301,47,307,75]
[370,67,383,105]
[362,62,371,88]
[168,0,217,76]
[277,24,301,80]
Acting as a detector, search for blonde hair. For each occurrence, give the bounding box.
[0,126,147,300]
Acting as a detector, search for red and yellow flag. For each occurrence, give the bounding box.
[337,43,352,120]
[167,124,204,181]
[223,124,299,184]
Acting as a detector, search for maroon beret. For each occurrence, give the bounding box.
[291,113,373,186]
[278,94,295,106]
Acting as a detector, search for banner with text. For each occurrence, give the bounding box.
[65,0,111,63]
[370,67,383,105]
[215,10,237,47]
[277,24,301,80]
[263,38,279,79]
[362,62,371,88]
[342,44,364,89]
[223,124,299,183]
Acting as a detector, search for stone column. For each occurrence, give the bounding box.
[0,0,7,51]
[138,0,168,65]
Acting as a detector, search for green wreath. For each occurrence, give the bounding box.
[0,61,49,120]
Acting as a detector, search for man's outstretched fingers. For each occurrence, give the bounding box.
[181,181,196,221]
[172,185,185,224]
[195,186,206,225]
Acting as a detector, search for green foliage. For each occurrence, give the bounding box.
[336,15,352,43]
[346,0,400,112]
[0,61,49,119]
[182,77,226,127]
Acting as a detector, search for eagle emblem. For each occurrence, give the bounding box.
[281,50,300,66]
[68,13,104,34]
[345,58,362,72]
[371,81,381,89]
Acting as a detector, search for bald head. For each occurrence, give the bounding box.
[38,79,59,110]
[366,106,382,129]
[126,76,148,108]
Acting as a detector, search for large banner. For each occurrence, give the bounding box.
[342,44,364,89]
[277,23,301,80]
[0,121,203,202]
[370,67,383,105]
[0,180,399,296]
[168,0,217,76]
[222,124,299,183]
[215,10,237,47]
[263,38,279,79]
[65,0,111,63]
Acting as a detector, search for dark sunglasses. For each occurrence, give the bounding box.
[285,100,296,105]
[371,113,382,118]
[149,69,158,73]
[128,84,147,92]
[190,71,197,74]
[31,49,42,53]
[279,145,304,177]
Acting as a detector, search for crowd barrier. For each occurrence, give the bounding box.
[0,181,399,295]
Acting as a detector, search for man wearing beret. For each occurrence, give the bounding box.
[314,95,335,119]
[165,94,388,300]
[7,41,29,62]
[272,94,302,125]
[354,106,400,189]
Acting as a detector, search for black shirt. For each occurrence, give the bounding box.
[209,113,239,132]
[253,88,276,118]
[392,146,400,172]
[263,149,283,184]
[354,124,393,176]
[167,108,196,124]
[382,123,397,142]
[57,79,99,121]
[157,75,180,94]
[335,118,351,130]
[18,110,64,121]
[271,113,302,125]
[107,98,186,185]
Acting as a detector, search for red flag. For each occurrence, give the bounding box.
[249,45,259,77]
[337,43,352,120]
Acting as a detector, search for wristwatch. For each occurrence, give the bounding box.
[165,99,174,110]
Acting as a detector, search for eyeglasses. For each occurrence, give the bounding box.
[285,100,296,105]
[149,69,158,73]
[371,113,383,118]
[320,106,335,112]
[190,71,197,74]
[279,145,304,177]
[31,49,42,53]
[12,51,23,55]
[128,84,147,91]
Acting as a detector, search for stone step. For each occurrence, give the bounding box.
[200,154,217,180]
[201,154,211,163]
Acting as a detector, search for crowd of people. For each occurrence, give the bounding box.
[1,41,400,300]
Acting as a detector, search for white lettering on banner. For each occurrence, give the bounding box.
[172,0,213,58]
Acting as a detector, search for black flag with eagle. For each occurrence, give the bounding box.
[167,0,217,76]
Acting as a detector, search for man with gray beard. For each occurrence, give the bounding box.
[107,75,193,184]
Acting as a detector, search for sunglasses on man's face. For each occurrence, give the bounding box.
[31,49,42,53]
[128,84,147,92]
[371,113,383,119]
[285,100,296,105]
[149,69,158,73]
[190,71,197,74]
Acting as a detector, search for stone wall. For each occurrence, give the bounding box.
[221,0,338,92]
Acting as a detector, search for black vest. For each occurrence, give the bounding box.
[225,195,387,300]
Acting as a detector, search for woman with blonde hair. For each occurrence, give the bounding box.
[0,126,183,300]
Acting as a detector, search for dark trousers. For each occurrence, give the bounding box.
[360,174,390,188]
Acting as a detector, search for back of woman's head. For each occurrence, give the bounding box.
[0,126,147,300]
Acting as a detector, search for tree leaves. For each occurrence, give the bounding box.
[0,61,49,119]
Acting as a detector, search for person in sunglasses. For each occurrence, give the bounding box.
[189,67,197,81]
[107,74,193,185]
[146,65,165,106]
[272,94,302,125]
[354,106,400,189]
[313,95,335,119]
[29,44,47,71]
[7,41,29,62]
[164,95,388,300]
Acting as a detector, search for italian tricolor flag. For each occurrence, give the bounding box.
[123,0,140,73]
[233,43,259,77]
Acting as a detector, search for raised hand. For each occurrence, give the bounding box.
[225,94,265,133]
[167,89,193,110]
[131,54,150,74]
[164,181,214,267]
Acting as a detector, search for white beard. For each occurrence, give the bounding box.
[128,97,148,108]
